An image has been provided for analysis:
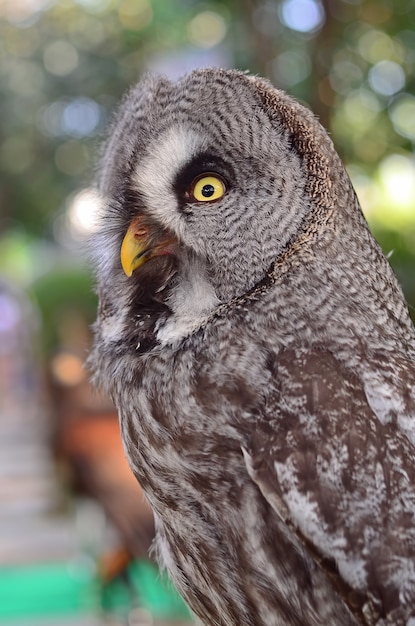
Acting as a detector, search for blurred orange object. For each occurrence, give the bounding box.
[58,412,155,565]
[48,327,154,580]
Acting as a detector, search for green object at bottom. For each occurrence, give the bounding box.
[129,561,190,618]
[102,560,191,621]
[0,559,191,623]
[0,561,99,621]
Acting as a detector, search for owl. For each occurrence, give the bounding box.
[89,69,415,625]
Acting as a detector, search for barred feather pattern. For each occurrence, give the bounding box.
[90,69,415,625]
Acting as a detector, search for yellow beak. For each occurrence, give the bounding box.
[120,216,177,277]
[120,218,152,277]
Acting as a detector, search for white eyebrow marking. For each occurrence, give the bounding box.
[132,125,207,236]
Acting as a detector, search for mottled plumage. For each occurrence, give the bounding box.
[90,69,415,625]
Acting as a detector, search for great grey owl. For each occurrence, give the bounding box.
[90,69,415,625]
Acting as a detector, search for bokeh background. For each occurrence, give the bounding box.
[1,1,414,624]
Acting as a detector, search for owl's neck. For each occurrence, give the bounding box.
[155,258,220,345]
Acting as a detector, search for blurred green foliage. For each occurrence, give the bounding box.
[0,0,414,351]
[31,267,96,354]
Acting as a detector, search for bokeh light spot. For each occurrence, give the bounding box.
[368,60,405,97]
[66,188,104,239]
[62,98,101,138]
[280,0,325,33]
[0,294,22,334]
[187,11,227,48]
[118,0,153,31]
[37,98,101,138]
[343,89,381,126]
[43,40,79,76]
[2,0,53,26]
[389,94,415,142]
[37,100,66,138]
[379,154,415,206]
[358,30,400,64]
[50,352,85,386]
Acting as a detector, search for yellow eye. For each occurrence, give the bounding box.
[191,175,226,202]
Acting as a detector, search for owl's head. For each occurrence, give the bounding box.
[92,69,364,349]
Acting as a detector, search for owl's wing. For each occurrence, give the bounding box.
[244,348,415,623]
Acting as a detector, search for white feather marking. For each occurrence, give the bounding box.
[100,309,126,342]
[156,260,219,345]
[363,378,399,426]
[133,125,208,237]
[363,371,415,446]
[274,459,369,589]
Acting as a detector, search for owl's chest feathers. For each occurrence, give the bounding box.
[117,323,270,504]
[121,366,327,626]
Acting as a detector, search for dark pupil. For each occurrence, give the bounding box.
[202,184,215,198]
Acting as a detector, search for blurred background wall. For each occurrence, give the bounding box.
[0,0,414,624]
